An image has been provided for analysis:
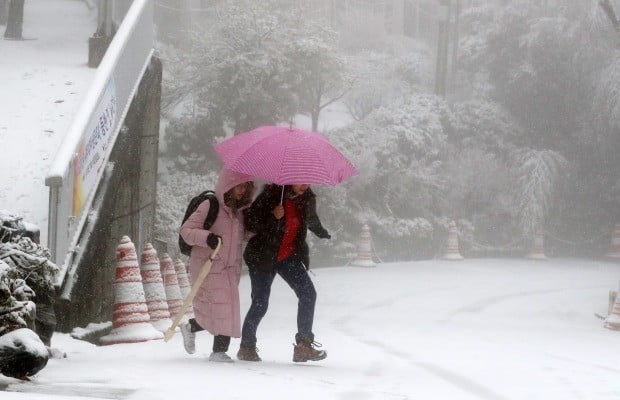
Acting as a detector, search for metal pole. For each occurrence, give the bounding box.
[97,0,105,32]
[47,186,59,263]
[105,0,113,36]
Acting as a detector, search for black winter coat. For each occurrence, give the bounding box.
[243,185,330,272]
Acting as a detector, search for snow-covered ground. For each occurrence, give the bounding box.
[0,0,96,245]
[2,258,620,400]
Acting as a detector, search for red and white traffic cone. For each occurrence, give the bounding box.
[100,236,163,345]
[606,224,620,259]
[605,283,620,330]
[140,243,172,332]
[174,258,193,319]
[351,224,376,267]
[442,221,464,260]
[527,227,547,260]
[160,252,183,320]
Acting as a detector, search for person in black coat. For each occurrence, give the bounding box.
[237,184,330,362]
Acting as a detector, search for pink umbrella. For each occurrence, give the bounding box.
[214,126,358,186]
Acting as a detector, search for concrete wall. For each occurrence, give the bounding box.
[55,56,162,331]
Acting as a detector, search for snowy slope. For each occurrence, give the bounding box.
[0,0,96,245]
[2,258,620,399]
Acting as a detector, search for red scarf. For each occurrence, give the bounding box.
[277,198,302,261]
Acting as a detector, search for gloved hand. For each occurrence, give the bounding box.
[273,204,284,220]
[206,233,222,249]
[320,231,331,240]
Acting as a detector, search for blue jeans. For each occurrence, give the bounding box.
[241,256,317,347]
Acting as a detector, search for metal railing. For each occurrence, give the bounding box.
[45,0,154,289]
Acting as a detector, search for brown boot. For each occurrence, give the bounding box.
[237,346,261,362]
[293,340,327,362]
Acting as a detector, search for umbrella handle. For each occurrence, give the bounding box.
[280,186,284,204]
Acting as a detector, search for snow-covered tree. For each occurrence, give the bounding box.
[515,149,567,237]
[325,94,449,260]
[166,0,338,135]
[287,25,351,132]
[455,0,619,253]
[344,48,431,122]
[459,2,601,148]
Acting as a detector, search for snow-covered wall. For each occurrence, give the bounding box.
[45,0,154,288]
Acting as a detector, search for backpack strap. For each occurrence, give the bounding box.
[203,192,219,230]
[178,190,220,257]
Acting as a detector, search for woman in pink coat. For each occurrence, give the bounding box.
[179,169,254,362]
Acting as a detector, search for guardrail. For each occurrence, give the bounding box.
[45,0,154,289]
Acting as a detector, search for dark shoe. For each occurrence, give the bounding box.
[293,340,327,362]
[237,346,261,362]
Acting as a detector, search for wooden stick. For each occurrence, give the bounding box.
[163,239,221,342]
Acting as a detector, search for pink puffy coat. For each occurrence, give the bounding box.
[179,169,254,337]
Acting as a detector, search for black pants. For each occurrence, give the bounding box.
[188,318,231,352]
[241,255,317,348]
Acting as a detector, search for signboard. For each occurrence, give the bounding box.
[72,80,117,216]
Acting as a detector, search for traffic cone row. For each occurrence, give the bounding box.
[524,224,620,261]
[102,236,192,345]
[100,237,164,345]
[348,221,620,264]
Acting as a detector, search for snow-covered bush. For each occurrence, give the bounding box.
[0,260,47,381]
[446,100,523,156]
[441,147,519,251]
[162,114,224,173]
[0,211,58,347]
[0,254,52,379]
[324,94,449,261]
[155,169,218,259]
[0,260,36,336]
[0,237,58,315]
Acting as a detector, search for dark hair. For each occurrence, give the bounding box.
[224,182,254,213]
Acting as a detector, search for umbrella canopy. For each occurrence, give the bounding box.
[214,126,358,185]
